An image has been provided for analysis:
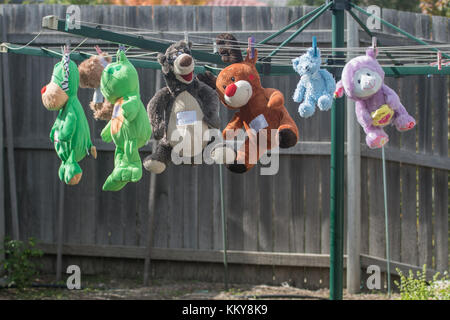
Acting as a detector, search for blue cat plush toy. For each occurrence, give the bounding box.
[292,47,336,118]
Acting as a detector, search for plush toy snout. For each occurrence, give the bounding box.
[224,80,253,108]
[359,74,376,90]
[174,53,195,84]
[41,82,68,111]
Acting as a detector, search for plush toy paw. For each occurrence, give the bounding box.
[211,145,236,164]
[68,173,82,186]
[102,177,128,192]
[366,132,389,149]
[394,114,416,132]
[143,157,167,174]
[226,162,248,174]
[90,146,97,159]
[59,161,82,185]
[317,95,332,111]
[298,103,315,118]
[278,128,298,148]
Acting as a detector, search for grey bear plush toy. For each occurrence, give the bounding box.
[143,40,234,174]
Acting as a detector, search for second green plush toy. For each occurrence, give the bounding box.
[100,49,152,191]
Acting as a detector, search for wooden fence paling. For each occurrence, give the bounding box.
[0,5,448,287]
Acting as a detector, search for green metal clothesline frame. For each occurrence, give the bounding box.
[1,0,449,300]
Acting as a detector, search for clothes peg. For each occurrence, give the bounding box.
[312,36,317,57]
[437,51,442,70]
[371,37,378,56]
[64,12,70,32]
[248,36,255,59]
[95,45,103,55]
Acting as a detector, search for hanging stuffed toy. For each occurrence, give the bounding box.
[335,46,416,149]
[78,46,114,121]
[292,41,336,118]
[215,35,299,174]
[143,40,234,174]
[100,48,152,191]
[41,48,96,185]
[196,33,243,91]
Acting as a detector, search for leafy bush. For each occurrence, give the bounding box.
[394,265,450,300]
[1,237,43,289]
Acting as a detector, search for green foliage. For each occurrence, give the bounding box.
[1,237,43,289]
[394,265,450,300]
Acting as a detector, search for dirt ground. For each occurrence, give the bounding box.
[0,275,398,300]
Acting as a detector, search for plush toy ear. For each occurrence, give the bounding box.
[157,53,169,74]
[244,48,258,65]
[334,80,344,98]
[117,49,129,64]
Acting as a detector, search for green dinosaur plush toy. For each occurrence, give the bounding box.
[100,49,152,191]
[41,51,96,185]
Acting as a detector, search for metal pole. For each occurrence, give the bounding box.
[257,4,327,46]
[56,182,65,282]
[267,2,332,59]
[143,69,162,286]
[219,164,228,290]
[143,163,157,286]
[351,3,450,59]
[381,146,391,297]
[346,10,361,295]
[0,6,5,266]
[329,0,346,301]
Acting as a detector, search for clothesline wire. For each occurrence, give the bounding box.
[73,19,450,53]
[3,23,448,69]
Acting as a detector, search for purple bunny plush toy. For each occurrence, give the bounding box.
[335,47,416,149]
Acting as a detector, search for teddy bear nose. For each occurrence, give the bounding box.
[225,83,237,97]
[179,55,192,67]
[41,86,47,95]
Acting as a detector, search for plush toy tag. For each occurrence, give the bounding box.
[250,114,269,132]
[99,56,109,68]
[176,111,197,126]
[54,130,59,143]
[112,99,123,119]
[371,104,394,127]
[93,87,104,104]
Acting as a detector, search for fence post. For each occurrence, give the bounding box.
[0,5,5,265]
[1,6,19,241]
[346,10,361,294]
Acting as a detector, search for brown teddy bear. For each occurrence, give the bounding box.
[78,48,114,121]
[215,43,299,173]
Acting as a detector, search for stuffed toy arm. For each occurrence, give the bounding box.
[321,70,336,95]
[355,100,374,132]
[265,88,285,108]
[57,112,77,142]
[198,81,221,129]
[223,113,243,140]
[381,84,402,110]
[148,88,171,141]
[120,97,139,122]
[101,121,113,143]
[293,81,306,103]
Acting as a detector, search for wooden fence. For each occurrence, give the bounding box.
[0,4,448,289]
